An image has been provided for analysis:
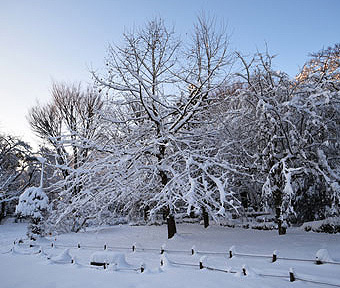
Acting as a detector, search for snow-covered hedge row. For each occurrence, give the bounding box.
[301,217,340,234]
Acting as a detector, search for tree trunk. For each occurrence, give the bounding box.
[202,206,209,228]
[0,202,5,224]
[143,205,150,222]
[167,214,177,239]
[240,191,248,209]
[157,141,177,238]
[275,207,286,235]
[272,162,286,235]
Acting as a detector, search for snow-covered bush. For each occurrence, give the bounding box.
[16,187,49,239]
[302,217,340,234]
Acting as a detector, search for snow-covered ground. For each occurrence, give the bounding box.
[1,220,340,288]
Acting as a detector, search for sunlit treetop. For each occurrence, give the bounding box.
[296,43,340,83]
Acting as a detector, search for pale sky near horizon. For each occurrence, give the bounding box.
[1,0,339,149]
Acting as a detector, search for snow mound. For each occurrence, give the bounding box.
[11,245,40,255]
[36,246,48,257]
[49,249,73,264]
[160,253,173,270]
[241,264,259,278]
[316,249,333,263]
[90,251,131,268]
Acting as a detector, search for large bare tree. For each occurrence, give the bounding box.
[28,82,103,186]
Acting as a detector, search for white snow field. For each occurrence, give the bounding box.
[1,220,340,288]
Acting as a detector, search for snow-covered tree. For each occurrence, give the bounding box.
[296,43,340,89]
[0,133,40,223]
[28,82,103,190]
[16,186,49,239]
[28,22,338,236]
[91,15,235,237]
[15,156,49,239]
[219,48,340,234]
[291,45,340,221]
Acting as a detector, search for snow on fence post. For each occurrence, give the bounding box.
[289,268,295,282]
[191,245,196,255]
[77,243,80,249]
[242,265,247,276]
[272,250,278,262]
[199,256,206,270]
[229,246,235,258]
[160,253,169,268]
[140,263,145,273]
[161,244,166,254]
[199,261,204,269]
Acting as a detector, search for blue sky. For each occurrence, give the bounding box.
[1,0,339,148]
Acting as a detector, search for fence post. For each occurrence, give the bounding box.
[77,243,81,249]
[199,261,204,269]
[104,244,107,250]
[242,265,247,276]
[289,268,295,282]
[140,263,145,273]
[160,253,169,269]
[272,250,277,262]
[229,246,235,258]
[199,256,206,269]
[161,244,166,254]
[132,244,136,252]
[191,245,195,255]
[315,259,323,265]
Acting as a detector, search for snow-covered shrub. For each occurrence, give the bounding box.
[16,187,49,239]
[251,221,276,231]
[301,217,340,234]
